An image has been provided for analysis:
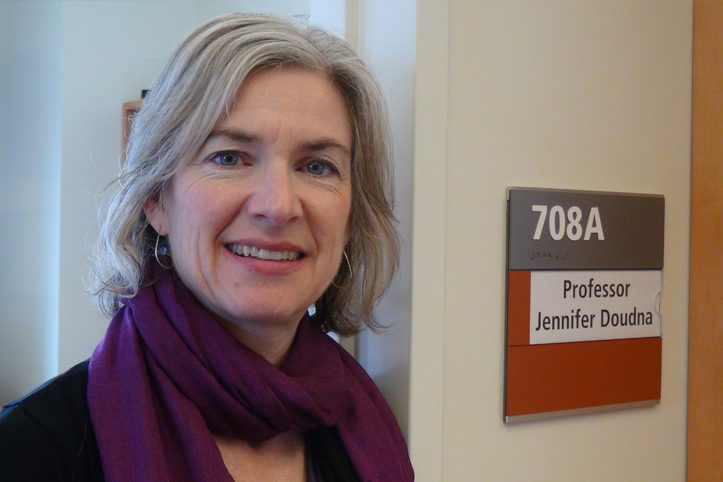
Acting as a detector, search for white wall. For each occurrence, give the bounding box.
[410,0,692,480]
[0,1,62,404]
[356,0,416,437]
[409,1,449,477]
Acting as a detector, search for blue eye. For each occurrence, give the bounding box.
[213,151,240,166]
[307,160,331,176]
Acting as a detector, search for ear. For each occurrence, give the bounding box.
[144,196,169,236]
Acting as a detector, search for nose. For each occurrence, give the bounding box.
[247,162,302,226]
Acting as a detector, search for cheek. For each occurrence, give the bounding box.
[319,197,352,252]
[172,182,237,228]
[165,189,234,258]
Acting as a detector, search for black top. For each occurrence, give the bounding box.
[0,361,359,482]
[0,361,104,482]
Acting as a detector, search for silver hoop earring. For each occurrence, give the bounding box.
[342,249,353,279]
[155,233,172,269]
[331,249,353,289]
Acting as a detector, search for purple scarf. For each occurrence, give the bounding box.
[88,269,413,482]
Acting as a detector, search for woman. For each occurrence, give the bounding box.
[0,13,413,482]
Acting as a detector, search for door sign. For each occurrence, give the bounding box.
[505,187,664,423]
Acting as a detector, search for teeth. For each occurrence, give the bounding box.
[228,244,299,261]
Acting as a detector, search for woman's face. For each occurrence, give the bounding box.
[146,67,352,336]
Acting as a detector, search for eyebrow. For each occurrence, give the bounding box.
[208,128,260,145]
[300,138,352,157]
[207,128,351,157]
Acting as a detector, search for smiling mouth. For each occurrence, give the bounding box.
[226,244,302,261]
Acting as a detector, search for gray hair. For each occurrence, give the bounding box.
[91,13,398,336]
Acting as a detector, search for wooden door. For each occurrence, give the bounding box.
[687,1,723,479]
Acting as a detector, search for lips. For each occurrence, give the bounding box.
[226,243,301,261]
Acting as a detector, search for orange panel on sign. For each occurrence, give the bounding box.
[507,270,530,346]
[506,337,662,416]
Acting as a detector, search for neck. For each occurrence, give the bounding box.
[216,317,300,367]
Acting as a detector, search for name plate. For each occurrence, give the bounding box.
[530,270,661,345]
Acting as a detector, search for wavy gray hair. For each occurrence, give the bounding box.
[91,13,398,336]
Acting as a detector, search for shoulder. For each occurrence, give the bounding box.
[4,360,91,430]
[0,360,104,481]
